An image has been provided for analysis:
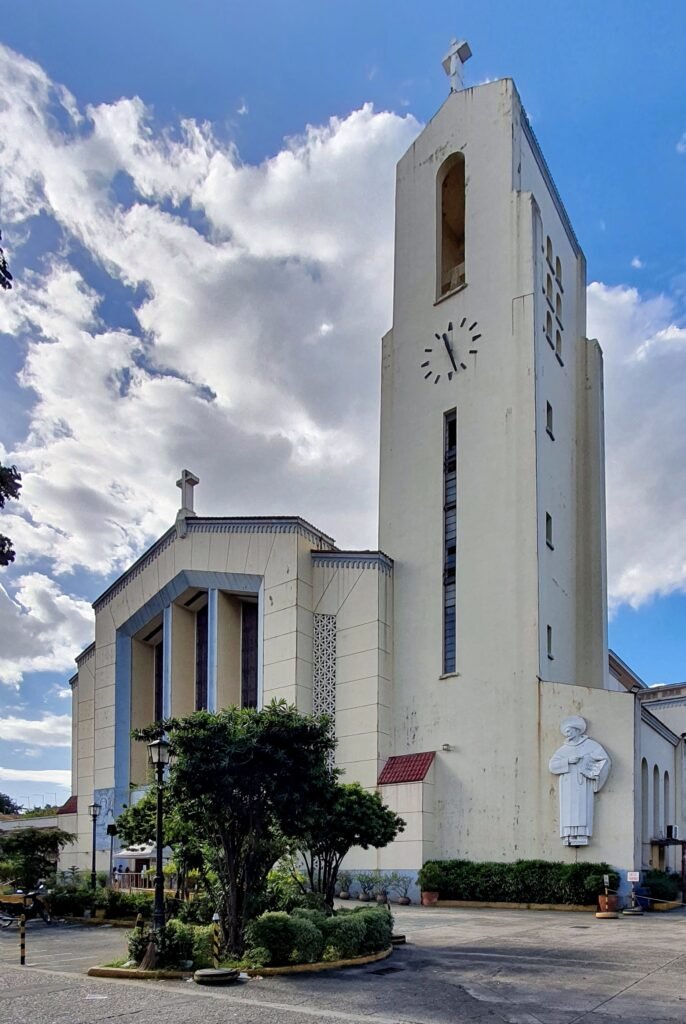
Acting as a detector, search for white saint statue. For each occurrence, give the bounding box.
[549,716,611,846]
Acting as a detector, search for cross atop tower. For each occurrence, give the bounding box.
[176,468,199,515]
[442,38,472,93]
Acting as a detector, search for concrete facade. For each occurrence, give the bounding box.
[62,73,685,881]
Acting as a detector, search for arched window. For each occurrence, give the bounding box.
[555,330,562,361]
[546,274,553,304]
[653,764,660,837]
[664,771,671,827]
[556,293,562,321]
[546,236,553,264]
[438,153,466,297]
[555,256,562,287]
[546,311,553,344]
[641,759,649,842]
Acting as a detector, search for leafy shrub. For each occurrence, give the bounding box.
[288,917,324,964]
[49,886,94,917]
[355,906,392,953]
[170,894,214,924]
[106,890,153,919]
[246,912,296,966]
[291,906,328,928]
[322,914,366,959]
[417,859,619,905]
[127,925,152,964]
[387,873,412,899]
[127,920,213,968]
[643,870,680,904]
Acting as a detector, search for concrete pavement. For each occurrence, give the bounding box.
[1,905,685,1022]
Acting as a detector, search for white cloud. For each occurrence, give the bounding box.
[0,712,71,746]
[0,40,685,710]
[676,132,686,154]
[0,766,71,788]
[0,575,93,686]
[631,256,644,269]
[236,100,248,116]
[588,283,686,609]
[0,43,418,596]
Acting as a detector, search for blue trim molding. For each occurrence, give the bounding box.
[207,588,218,712]
[112,569,263,808]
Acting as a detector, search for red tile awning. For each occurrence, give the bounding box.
[57,795,78,815]
[378,751,435,785]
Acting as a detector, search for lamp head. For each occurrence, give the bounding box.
[147,736,171,767]
[88,802,101,819]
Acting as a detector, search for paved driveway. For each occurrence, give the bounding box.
[1,906,686,1023]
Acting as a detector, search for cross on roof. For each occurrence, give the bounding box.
[442,38,472,93]
[176,469,199,514]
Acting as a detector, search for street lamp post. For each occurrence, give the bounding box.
[88,802,101,891]
[147,737,171,932]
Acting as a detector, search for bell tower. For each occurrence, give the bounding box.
[378,54,608,860]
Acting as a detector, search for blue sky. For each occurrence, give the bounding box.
[0,1,685,805]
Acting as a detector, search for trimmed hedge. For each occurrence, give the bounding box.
[417,859,620,905]
[246,906,392,966]
[127,919,213,968]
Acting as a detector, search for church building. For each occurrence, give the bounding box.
[62,44,686,885]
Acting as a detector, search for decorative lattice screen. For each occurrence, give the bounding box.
[313,614,336,759]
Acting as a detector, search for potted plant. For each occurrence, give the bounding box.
[337,870,352,900]
[372,871,388,904]
[586,871,620,912]
[388,872,413,905]
[417,862,442,906]
[93,887,109,920]
[356,872,375,901]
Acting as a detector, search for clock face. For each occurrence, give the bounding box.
[420,318,482,383]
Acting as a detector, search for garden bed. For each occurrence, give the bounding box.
[88,945,393,980]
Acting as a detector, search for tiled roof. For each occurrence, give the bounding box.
[57,795,78,815]
[378,751,435,785]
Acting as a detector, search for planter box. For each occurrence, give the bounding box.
[433,899,596,912]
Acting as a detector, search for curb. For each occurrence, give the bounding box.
[88,966,191,979]
[247,945,393,975]
[434,900,596,912]
[87,946,393,980]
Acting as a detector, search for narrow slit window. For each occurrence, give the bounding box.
[438,154,466,297]
[555,330,562,362]
[546,401,554,439]
[546,236,553,265]
[443,410,457,673]
[547,624,554,660]
[546,274,553,305]
[546,311,553,345]
[546,512,554,549]
[555,256,562,288]
[556,293,562,321]
[195,603,209,710]
[241,601,259,708]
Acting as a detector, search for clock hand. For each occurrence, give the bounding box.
[443,332,458,373]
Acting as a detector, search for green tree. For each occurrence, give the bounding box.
[0,827,75,889]
[136,701,335,954]
[21,804,59,818]
[117,788,207,896]
[0,792,22,815]
[291,783,405,909]
[0,463,22,566]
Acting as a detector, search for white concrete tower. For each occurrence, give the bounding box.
[378,70,610,862]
